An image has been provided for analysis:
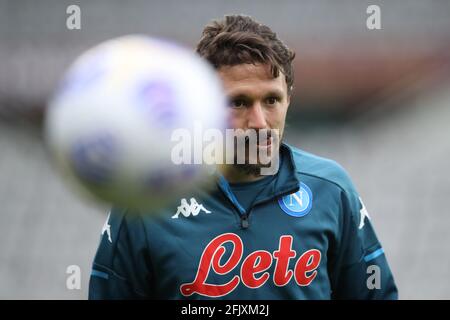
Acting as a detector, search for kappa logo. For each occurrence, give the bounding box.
[358,197,371,229]
[172,197,211,219]
[278,182,313,217]
[101,211,112,243]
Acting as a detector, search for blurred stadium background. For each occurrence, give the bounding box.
[1,0,449,299]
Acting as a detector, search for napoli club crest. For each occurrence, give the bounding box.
[278,182,313,217]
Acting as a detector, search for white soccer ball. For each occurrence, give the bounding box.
[45,35,227,210]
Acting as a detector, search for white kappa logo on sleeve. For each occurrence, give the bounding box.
[358,197,371,229]
[101,211,112,243]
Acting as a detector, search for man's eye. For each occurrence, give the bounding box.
[265,97,280,105]
[230,99,246,108]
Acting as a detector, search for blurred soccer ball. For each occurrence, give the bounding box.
[45,35,227,210]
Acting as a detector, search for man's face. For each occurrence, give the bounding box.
[217,63,290,175]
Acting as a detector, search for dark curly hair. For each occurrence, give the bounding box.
[196,14,296,94]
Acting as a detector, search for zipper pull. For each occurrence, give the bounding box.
[241,214,249,229]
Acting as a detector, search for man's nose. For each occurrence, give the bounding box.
[247,103,267,129]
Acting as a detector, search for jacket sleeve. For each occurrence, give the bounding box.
[88,207,153,299]
[330,189,398,300]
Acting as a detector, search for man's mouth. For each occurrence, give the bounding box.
[257,136,272,147]
[240,130,276,149]
[256,130,272,147]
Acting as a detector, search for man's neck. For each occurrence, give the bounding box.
[220,165,266,184]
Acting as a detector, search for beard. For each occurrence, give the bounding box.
[231,128,282,177]
[233,162,270,176]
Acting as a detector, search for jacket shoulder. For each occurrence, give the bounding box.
[287,144,357,195]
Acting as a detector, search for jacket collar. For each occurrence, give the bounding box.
[216,143,301,214]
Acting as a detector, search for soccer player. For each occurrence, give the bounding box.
[89,15,398,299]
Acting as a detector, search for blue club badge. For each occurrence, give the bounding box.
[278,182,313,217]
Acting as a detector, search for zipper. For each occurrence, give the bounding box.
[240,214,249,229]
[217,175,250,229]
